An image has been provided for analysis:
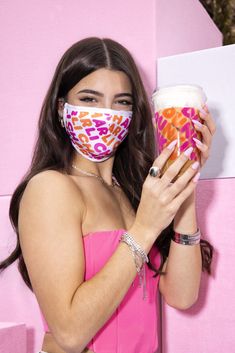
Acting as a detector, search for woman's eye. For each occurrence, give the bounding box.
[79,97,96,103]
[117,100,132,106]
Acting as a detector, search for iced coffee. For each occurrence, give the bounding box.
[152,84,206,180]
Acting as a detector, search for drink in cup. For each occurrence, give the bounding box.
[152,84,207,181]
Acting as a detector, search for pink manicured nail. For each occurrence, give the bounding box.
[193,137,203,146]
[192,119,203,128]
[203,104,209,111]
[199,109,207,116]
[199,106,207,114]
[191,161,199,170]
[193,172,200,183]
[167,139,178,150]
[184,146,193,157]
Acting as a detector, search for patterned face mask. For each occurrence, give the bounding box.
[63,103,132,162]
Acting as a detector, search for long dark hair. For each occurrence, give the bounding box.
[0,37,213,291]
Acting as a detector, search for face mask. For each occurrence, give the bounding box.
[63,103,132,162]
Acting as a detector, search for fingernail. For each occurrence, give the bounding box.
[192,119,203,128]
[199,109,207,116]
[191,161,200,170]
[167,139,178,150]
[193,172,200,183]
[200,110,207,118]
[192,137,203,146]
[184,146,193,157]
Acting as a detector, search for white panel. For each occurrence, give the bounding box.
[157,44,235,179]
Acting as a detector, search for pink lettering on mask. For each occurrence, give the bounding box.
[63,103,132,162]
[85,127,99,140]
[93,119,106,128]
[94,143,107,152]
[98,127,109,136]
[120,118,130,129]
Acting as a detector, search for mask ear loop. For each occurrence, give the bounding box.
[57,98,65,128]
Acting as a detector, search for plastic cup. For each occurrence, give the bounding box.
[152,84,207,181]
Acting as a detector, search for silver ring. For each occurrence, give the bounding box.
[149,166,162,178]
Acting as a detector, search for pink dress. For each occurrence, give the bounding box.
[39,228,161,353]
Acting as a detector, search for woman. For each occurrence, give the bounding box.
[0,37,215,353]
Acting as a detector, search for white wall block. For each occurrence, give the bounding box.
[157,44,235,179]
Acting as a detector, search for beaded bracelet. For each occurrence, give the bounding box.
[172,228,201,245]
[119,232,149,300]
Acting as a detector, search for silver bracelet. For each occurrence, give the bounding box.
[172,228,201,245]
[120,232,149,266]
[120,232,149,300]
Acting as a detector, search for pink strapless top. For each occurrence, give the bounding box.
[39,229,161,353]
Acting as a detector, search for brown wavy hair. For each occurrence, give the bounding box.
[0,37,213,291]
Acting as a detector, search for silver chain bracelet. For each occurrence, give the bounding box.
[120,232,149,300]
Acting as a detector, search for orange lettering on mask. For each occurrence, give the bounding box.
[72,117,82,130]
[81,119,92,127]
[78,111,89,119]
[109,124,115,133]
[112,115,122,124]
[91,113,103,118]
[78,134,89,143]
[112,126,122,136]
[82,143,94,153]
[102,134,115,146]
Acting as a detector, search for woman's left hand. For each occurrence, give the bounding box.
[173,104,217,225]
[192,104,216,168]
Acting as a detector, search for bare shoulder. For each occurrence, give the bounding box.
[25,169,84,198]
[18,169,86,344]
[21,169,85,217]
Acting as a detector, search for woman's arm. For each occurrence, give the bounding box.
[19,171,155,353]
[159,104,216,309]
[159,191,202,309]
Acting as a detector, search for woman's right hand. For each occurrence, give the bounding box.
[132,140,200,243]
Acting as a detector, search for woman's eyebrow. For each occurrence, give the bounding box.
[115,92,133,99]
[77,89,133,99]
[77,89,103,96]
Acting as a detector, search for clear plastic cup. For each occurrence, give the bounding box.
[152,84,207,181]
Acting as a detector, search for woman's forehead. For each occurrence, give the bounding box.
[70,68,132,94]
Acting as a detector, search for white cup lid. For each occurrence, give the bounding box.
[152,84,207,110]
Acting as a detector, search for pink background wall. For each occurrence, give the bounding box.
[0,0,222,196]
[0,0,157,196]
[162,179,235,353]
[156,0,222,58]
[0,1,223,352]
